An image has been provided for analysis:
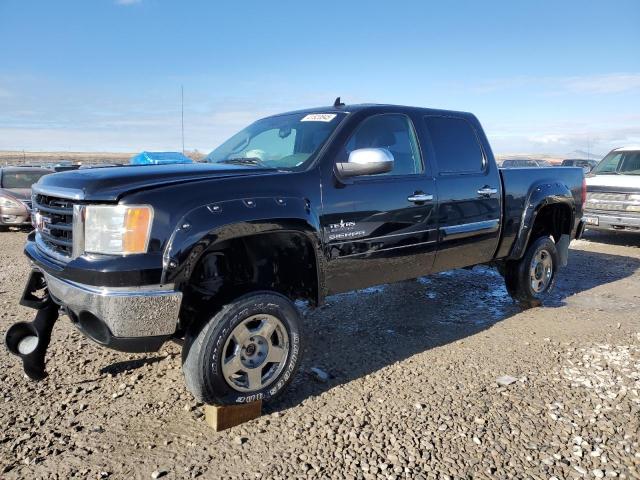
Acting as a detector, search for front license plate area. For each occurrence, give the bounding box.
[584,216,599,226]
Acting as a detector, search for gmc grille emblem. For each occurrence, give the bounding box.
[34,212,52,234]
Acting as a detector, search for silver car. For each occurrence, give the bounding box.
[0,167,53,230]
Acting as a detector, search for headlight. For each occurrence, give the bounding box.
[84,205,153,255]
[0,195,21,208]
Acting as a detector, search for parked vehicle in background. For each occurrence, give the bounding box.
[501,159,553,168]
[6,103,585,405]
[560,158,598,173]
[15,162,80,172]
[78,164,122,169]
[0,166,52,230]
[52,163,81,173]
[584,147,640,232]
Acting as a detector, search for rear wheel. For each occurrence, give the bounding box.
[504,236,558,306]
[182,291,302,405]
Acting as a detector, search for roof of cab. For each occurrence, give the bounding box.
[613,146,640,152]
[265,103,475,119]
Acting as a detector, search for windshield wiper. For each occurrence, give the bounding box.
[216,157,268,167]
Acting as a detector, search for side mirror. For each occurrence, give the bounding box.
[336,148,394,178]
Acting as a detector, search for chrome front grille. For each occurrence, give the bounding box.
[33,194,75,258]
[585,191,640,213]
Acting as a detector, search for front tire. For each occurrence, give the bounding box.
[182,291,303,405]
[504,236,558,306]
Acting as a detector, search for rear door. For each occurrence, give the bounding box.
[320,112,438,294]
[422,115,502,271]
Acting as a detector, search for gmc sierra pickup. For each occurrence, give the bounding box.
[6,103,586,405]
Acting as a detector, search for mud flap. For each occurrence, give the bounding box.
[557,234,571,267]
[4,270,59,381]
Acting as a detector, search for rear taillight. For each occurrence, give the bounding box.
[581,178,587,207]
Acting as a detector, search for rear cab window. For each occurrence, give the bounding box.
[424,116,486,175]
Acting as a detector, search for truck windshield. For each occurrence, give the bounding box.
[205,112,346,170]
[592,151,640,175]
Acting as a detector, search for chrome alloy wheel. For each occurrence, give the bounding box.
[530,249,553,293]
[221,314,289,392]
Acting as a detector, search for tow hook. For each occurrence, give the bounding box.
[4,271,59,381]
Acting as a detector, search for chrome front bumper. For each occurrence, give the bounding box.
[583,211,640,231]
[42,270,182,339]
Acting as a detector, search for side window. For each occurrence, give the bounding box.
[345,114,423,176]
[424,116,485,174]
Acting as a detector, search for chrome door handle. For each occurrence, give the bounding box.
[477,187,498,197]
[407,193,434,203]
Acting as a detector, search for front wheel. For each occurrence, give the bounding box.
[182,291,303,405]
[504,236,558,306]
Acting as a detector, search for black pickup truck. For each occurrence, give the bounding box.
[6,103,586,405]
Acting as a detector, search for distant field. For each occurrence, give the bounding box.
[0,150,205,166]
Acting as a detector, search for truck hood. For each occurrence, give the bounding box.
[587,174,640,193]
[33,163,278,201]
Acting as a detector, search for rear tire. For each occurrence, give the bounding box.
[504,236,558,307]
[182,291,303,405]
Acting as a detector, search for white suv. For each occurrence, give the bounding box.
[584,147,640,232]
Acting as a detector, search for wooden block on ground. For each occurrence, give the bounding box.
[204,400,262,431]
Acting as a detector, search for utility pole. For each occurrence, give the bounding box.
[181,85,185,154]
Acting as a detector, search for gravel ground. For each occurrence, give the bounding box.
[1,229,639,479]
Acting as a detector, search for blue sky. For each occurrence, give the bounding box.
[0,0,639,157]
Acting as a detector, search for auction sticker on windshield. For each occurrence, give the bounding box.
[301,113,337,122]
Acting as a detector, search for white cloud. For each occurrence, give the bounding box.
[474,73,640,95]
[562,73,640,94]
[0,104,281,152]
[487,123,640,158]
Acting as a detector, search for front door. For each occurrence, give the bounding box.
[320,112,438,294]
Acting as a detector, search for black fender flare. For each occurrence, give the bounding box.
[508,181,576,261]
[161,196,326,303]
